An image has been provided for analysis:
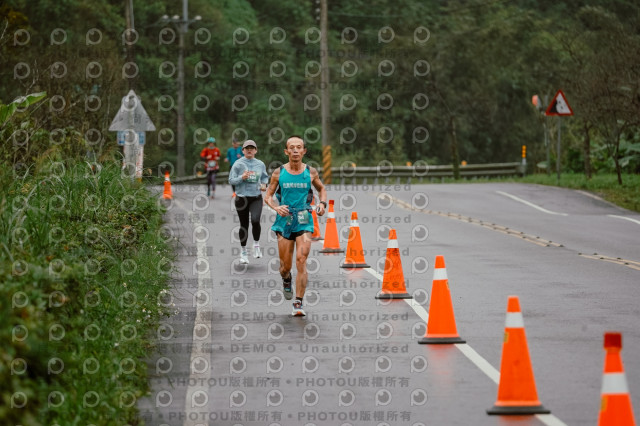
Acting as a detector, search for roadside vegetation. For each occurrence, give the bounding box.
[1,94,174,424]
[0,160,174,425]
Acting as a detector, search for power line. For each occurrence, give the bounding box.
[328,12,408,18]
[441,0,512,14]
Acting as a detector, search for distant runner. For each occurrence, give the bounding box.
[199,137,220,199]
[225,138,244,197]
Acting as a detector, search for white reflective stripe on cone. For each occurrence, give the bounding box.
[602,373,630,394]
[504,312,524,328]
[350,220,358,227]
[433,268,447,281]
[328,212,335,219]
[387,239,399,249]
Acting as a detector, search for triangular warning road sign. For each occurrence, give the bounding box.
[545,90,574,116]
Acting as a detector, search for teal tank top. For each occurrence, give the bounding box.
[271,165,315,234]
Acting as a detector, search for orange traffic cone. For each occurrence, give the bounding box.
[163,171,172,200]
[375,229,412,299]
[487,296,550,415]
[310,199,323,241]
[319,200,344,253]
[598,332,636,426]
[419,255,465,344]
[341,212,369,268]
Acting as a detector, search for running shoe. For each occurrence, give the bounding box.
[282,273,293,300]
[291,300,306,316]
[253,245,262,258]
[239,249,249,264]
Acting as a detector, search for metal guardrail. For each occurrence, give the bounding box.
[172,162,525,185]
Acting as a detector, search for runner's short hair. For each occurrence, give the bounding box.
[286,135,305,148]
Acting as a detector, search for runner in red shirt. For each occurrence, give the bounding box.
[200,137,221,199]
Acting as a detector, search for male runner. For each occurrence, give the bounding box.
[264,136,327,316]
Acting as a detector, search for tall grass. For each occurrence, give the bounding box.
[0,160,174,425]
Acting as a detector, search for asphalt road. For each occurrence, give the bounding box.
[138,182,640,426]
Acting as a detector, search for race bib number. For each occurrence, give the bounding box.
[297,210,310,224]
[246,171,258,183]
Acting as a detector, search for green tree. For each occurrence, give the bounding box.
[560,6,640,183]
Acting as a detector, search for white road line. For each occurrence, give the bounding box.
[535,415,570,426]
[456,344,500,384]
[496,191,568,216]
[363,265,567,426]
[575,190,605,202]
[364,267,382,281]
[608,214,640,226]
[174,199,215,426]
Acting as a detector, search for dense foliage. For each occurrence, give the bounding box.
[2,0,639,180]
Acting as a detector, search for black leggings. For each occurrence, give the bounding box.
[235,195,263,246]
[206,171,217,194]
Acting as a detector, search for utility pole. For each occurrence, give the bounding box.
[320,0,331,184]
[176,0,188,178]
[118,2,150,179]
[124,0,135,91]
[163,0,201,178]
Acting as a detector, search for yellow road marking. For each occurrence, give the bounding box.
[377,193,639,272]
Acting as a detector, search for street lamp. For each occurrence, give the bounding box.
[162,0,202,177]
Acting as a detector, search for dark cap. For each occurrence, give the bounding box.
[242,140,257,149]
